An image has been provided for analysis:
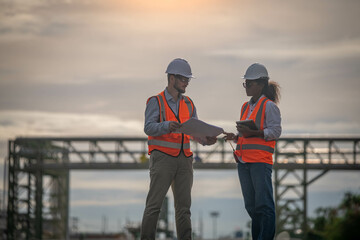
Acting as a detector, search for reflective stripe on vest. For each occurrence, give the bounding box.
[157,95,166,122]
[184,96,194,117]
[241,102,249,119]
[254,98,267,129]
[148,139,190,150]
[236,143,274,153]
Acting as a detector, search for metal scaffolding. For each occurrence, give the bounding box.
[6,136,360,239]
[7,139,69,240]
[274,137,360,238]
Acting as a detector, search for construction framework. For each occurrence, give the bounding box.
[6,136,360,239]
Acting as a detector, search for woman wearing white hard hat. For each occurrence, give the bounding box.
[224,63,282,240]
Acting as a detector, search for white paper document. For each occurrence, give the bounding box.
[178,118,224,138]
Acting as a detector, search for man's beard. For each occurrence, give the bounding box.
[174,84,185,94]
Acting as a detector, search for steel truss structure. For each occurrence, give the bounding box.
[274,137,360,237]
[6,136,360,239]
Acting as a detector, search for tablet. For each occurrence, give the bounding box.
[236,120,258,130]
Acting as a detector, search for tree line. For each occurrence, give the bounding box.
[308,191,360,240]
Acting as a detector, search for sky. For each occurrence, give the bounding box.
[0,0,360,238]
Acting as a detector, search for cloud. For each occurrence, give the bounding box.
[71,197,143,207]
[0,0,237,86]
[202,119,360,136]
[0,110,145,141]
[209,38,360,61]
[308,172,360,193]
[282,121,360,135]
[69,170,242,200]
[193,172,241,199]
[71,177,148,192]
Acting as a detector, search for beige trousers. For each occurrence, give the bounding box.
[141,150,194,240]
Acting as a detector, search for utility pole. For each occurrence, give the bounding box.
[117,218,122,232]
[102,215,108,234]
[210,211,219,239]
[199,211,203,239]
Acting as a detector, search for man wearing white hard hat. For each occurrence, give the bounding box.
[224,63,282,240]
[141,58,217,240]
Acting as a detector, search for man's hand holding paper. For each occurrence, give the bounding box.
[204,136,217,145]
[169,121,181,132]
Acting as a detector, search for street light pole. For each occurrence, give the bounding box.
[210,211,219,239]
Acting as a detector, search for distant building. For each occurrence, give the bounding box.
[234,229,244,239]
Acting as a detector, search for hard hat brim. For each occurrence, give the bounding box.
[242,76,269,80]
[184,74,195,79]
[242,76,256,80]
[166,72,195,79]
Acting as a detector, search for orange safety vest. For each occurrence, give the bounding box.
[147,91,194,157]
[235,96,276,165]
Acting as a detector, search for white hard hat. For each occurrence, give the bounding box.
[243,63,269,80]
[165,58,194,78]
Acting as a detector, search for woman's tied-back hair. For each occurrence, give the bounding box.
[256,78,281,104]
